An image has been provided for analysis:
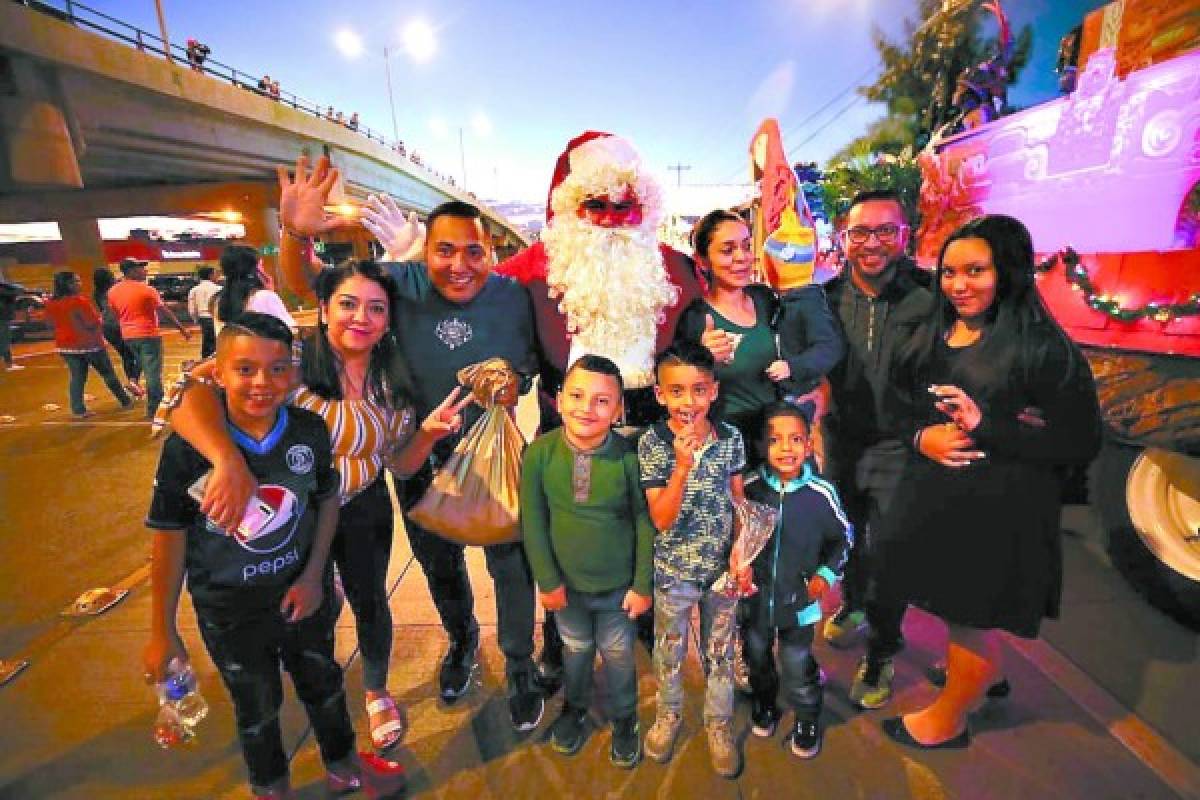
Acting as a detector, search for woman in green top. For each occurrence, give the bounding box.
[674,209,843,468]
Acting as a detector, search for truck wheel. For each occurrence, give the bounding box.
[1090,442,1200,630]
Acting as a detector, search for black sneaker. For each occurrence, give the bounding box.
[610,714,642,768]
[788,718,821,759]
[549,705,589,755]
[438,633,478,704]
[508,670,545,732]
[750,700,781,738]
[536,657,564,696]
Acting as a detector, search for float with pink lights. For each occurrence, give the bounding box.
[916,8,1200,627]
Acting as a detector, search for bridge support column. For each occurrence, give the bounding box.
[56,218,104,293]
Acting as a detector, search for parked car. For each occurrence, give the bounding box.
[7,291,52,342]
[149,274,199,303]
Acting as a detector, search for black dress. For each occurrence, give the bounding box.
[876,327,1101,638]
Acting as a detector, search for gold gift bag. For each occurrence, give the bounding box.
[408,358,525,545]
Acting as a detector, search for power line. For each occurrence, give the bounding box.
[788,93,868,159]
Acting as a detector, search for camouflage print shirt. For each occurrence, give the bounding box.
[638,420,746,587]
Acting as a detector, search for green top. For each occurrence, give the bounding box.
[709,295,778,417]
[520,428,655,596]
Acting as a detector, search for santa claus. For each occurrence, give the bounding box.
[495,131,705,426]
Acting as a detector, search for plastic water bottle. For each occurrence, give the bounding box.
[152,659,209,748]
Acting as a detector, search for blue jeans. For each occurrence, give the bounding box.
[744,623,822,720]
[557,586,638,719]
[61,350,130,415]
[124,337,163,417]
[653,578,737,723]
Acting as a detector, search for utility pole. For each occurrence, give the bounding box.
[667,163,691,187]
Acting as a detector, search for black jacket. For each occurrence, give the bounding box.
[824,256,931,446]
[742,467,853,630]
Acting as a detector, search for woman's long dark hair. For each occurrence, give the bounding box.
[93,267,117,309]
[891,214,1082,399]
[301,260,414,410]
[215,245,263,323]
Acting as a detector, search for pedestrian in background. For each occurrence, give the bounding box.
[214,246,295,336]
[186,266,221,359]
[44,271,132,418]
[0,282,21,371]
[93,266,143,397]
[106,257,191,420]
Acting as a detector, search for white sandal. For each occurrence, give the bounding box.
[366,693,406,752]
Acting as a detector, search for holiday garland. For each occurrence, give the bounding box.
[1037,247,1200,323]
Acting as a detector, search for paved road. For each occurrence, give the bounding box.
[0,334,1197,799]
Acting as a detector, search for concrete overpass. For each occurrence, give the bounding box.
[0,1,528,282]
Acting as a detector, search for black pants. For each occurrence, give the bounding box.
[196,595,354,789]
[822,433,908,661]
[330,477,394,690]
[198,317,216,359]
[744,622,822,720]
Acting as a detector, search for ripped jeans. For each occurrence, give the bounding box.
[196,594,354,789]
[653,578,737,724]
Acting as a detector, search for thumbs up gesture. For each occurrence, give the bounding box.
[699,313,735,365]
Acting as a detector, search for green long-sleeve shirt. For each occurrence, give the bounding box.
[520,429,654,597]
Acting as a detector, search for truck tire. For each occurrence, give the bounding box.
[1090,441,1200,630]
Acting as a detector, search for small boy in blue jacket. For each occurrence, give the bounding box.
[742,401,852,759]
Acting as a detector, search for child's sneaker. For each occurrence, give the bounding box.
[705,718,741,778]
[643,708,682,763]
[750,699,781,738]
[610,714,641,768]
[549,705,589,755]
[787,718,822,759]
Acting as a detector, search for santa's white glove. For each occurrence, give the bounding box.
[362,194,425,261]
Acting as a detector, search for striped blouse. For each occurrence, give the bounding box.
[291,385,415,506]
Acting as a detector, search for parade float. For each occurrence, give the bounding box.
[915,0,1200,627]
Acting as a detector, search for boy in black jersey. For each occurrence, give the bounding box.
[141,313,401,798]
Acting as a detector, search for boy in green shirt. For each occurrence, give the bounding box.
[521,355,654,768]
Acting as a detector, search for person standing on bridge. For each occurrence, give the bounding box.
[106,257,191,421]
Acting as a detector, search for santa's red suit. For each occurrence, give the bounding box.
[495,132,705,427]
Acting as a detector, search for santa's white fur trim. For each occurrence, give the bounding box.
[549,137,663,231]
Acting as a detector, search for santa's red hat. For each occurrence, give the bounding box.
[545,131,660,226]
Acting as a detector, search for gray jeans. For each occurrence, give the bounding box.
[653,578,737,723]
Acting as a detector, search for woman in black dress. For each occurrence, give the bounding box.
[877,215,1101,748]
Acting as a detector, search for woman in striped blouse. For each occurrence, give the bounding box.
[167,260,470,756]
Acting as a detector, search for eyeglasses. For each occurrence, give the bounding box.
[841,224,907,245]
[580,198,638,214]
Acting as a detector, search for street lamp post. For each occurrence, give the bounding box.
[383,45,400,144]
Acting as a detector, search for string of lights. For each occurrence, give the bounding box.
[1038,248,1200,323]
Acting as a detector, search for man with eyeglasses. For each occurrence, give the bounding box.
[820,189,932,711]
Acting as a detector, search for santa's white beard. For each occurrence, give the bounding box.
[543,216,678,389]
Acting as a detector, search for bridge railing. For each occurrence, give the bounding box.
[14,0,462,185]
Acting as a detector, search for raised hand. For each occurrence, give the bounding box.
[420,386,476,440]
[276,154,345,237]
[362,195,425,260]
[929,383,983,432]
[918,422,986,468]
[700,314,734,365]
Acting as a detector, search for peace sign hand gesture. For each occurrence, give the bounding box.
[420,386,476,441]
